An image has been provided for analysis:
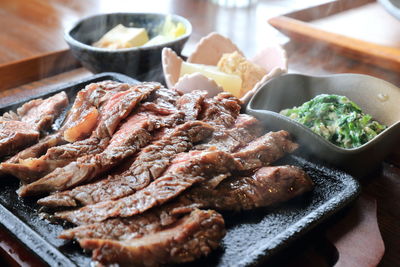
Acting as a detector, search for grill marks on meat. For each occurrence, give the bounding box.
[179,165,314,211]
[0,92,68,158]
[8,83,160,184]
[1,82,114,165]
[60,81,129,142]
[60,166,313,243]
[19,113,154,197]
[91,82,160,139]
[196,114,263,152]
[54,150,239,225]
[38,121,214,207]
[16,91,69,132]
[78,209,225,267]
[176,90,207,121]
[0,121,39,158]
[0,82,313,266]
[2,137,107,184]
[200,92,241,127]
[233,130,299,171]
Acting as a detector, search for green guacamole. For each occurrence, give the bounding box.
[280,94,386,149]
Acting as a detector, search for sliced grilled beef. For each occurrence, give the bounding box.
[196,114,263,152]
[2,137,108,183]
[200,92,241,127]
[78,209,225,267]
[7,83,160,183]
[176,90,206,121]
[18,111,162,196]
[38,121,214,207]
[1,83,108,165]
[60,166,312,242]
[0,92,69,158]
[54,150,239,225]
[17,91,69,132]
[0,121,39,157]
[61,81,131,143]
[232,130,298,171]
[179,165,314,211]
[2,134,63,165]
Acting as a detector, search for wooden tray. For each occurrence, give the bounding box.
[0,49,80,91]
[269,0,400,72]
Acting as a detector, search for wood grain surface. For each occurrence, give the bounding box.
[1,0,400,266]
[0,0,329,90]
[269,0,400,72]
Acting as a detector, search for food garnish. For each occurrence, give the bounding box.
[280,94,386,148]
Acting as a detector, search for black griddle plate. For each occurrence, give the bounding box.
[0,73,360,266]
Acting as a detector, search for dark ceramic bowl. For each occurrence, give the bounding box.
[246,73,400,176]
[65,13,192,80]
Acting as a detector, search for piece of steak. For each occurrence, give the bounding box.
[0,92,69,158]
[7,82,160,183]
[77,209,225,267]
[61,81,132,143]
[179,165,314,211]
[196,114,263,152]
[1,136,108,183]
[54,150,239,225]
[232,130,298,171]
[1,82,109,165]
[38,121,214,207]
[17,91,69,132]
[176,90,206,121]
[60,166,312,242]
[18,111,162,197]
[0,120,39,157]
[200,92,241,127]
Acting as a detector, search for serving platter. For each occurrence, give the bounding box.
[269,0,400,72]
[0,73,360,266]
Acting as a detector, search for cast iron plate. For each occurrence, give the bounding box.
[0,73,360,266]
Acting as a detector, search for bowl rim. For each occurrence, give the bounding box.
[247,72,400,153]
[64,12,192,52]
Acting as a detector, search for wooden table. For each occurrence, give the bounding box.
[0,0,399,266]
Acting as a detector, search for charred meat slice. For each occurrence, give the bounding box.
[1,82,113,164]
[181,165,314,211]
[17,91,69,132]
[78,209,225,267]
[7,82,160,183]
[38,121,214,207]
[200,92,241,127]
[1,136,107,183]
[196,114,263,152]
[60,81,131,142]
[176,90,206,121]
[18,112,154,196]
[0,121,39,157]
[91,82,161,139]
[54,150,239,225]
[0,92,68,158]
[60,166,312,242]
[3,134,63,165]
[232,130,298,171]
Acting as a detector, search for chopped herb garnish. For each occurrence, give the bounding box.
[280,94,386,148]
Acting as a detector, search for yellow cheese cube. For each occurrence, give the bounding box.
[180,62,242,98]
[93,24,149,49]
